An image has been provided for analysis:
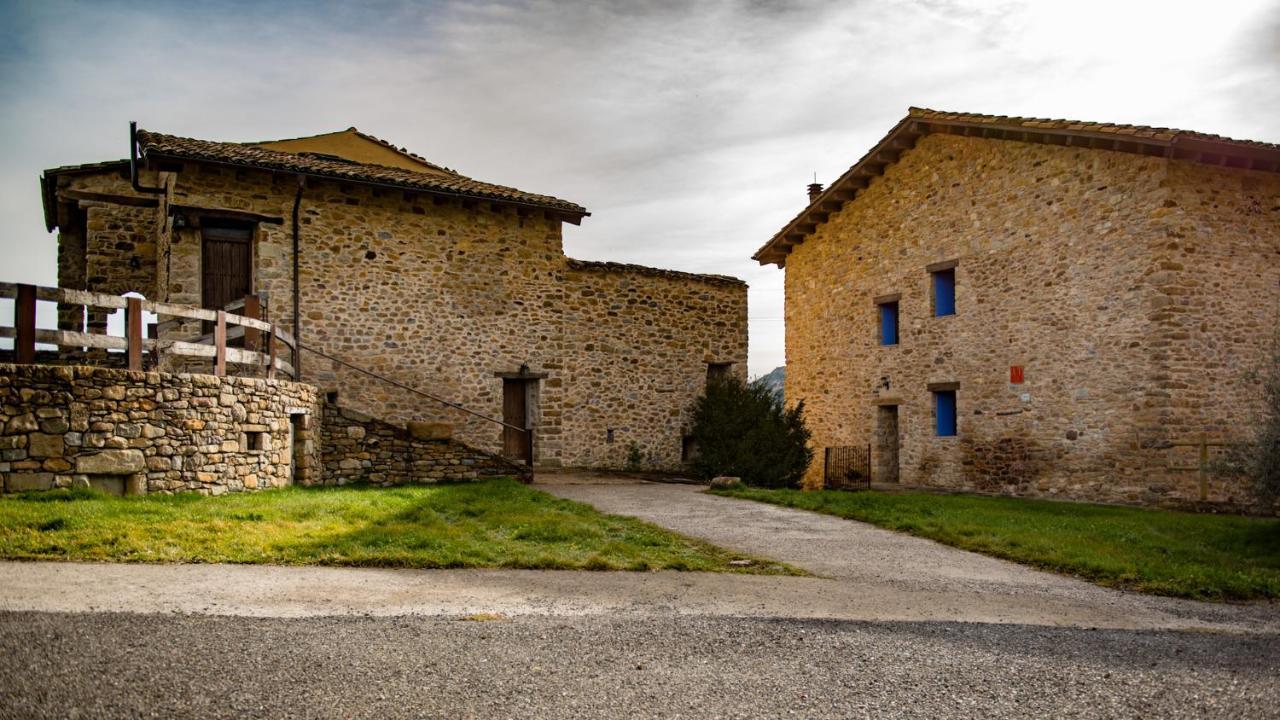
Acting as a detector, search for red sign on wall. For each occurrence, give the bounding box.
[1010,366,1024,384]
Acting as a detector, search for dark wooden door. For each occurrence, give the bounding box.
[201,223,253,311]
[502,379,530,462]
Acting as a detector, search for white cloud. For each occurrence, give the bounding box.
[1,0,1276,377]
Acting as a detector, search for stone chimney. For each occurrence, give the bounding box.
[807,182,824,204]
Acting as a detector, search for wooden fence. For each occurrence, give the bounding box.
[0,283,296,379]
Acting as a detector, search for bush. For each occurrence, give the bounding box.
[1244,339,1280,505]
[687,375,812,488]
[1223,335,1280,508]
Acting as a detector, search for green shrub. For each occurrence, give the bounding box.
[687,375,812,487]
[1244,338,1280,505]
[625,442,644,472]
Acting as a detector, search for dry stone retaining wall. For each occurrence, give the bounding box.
[319,403,527,485]
[0,363,321,495]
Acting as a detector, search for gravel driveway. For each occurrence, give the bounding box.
[538,474,1280,633]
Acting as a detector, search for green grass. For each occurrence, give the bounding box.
[711,486,1280,601]
[0,479,795,574]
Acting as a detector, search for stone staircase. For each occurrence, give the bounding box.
[319,402,531,486]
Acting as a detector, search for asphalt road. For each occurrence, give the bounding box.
[2,611,1276,719]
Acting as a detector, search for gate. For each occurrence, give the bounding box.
[823,445,871,490]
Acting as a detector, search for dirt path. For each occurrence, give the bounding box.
[538,473,1280,633]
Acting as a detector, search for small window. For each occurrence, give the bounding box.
[932,268,956,317]
[933,390,957,437]
[706,362,732,384]
[246,431,265,452]
[878,301,899,346]
[681,435,699,462]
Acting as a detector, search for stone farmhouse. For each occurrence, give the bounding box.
[755,108,1280,508]
[4,124,745,495]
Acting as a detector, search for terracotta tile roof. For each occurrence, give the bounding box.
[754,107,1280,267]
[135,129,588,217]
[909,107,1280,151]
[566,258,745,287]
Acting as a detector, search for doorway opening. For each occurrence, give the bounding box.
[289,413,307,485]
[502,378,533,464]
[875,405,901,484]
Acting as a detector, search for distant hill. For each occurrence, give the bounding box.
[753,365,785,403]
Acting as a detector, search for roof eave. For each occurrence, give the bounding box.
[141,149,589,222]
[39,160,131,232]
[754,109,1280,268]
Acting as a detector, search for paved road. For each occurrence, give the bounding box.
[538,475,1280,634]
[2,611,1277,719]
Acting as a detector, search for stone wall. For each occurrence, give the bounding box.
[561,261,748,469]
[319,403,528,486]
[52,162,749,472]
[0,364,321,495]
[783,133,1280,508]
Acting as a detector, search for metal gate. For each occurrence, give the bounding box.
[823,445,871,490]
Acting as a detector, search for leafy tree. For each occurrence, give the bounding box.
[687,375,812,488]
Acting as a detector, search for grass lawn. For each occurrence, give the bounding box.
[0,478,794,573]
[711,486,1280,601]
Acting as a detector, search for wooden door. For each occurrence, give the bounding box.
[201,222,253,311]
[502,379,530,462]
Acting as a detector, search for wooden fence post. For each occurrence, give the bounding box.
[266,327,277,380]
[243,294,261,352]
[214,310,227,377]
[15,284,36,364]
[126,296,143,371]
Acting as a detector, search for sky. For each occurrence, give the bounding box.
[0,0,1277,377]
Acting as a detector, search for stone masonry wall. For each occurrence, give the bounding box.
[0,364,321,495]
[784,133,1279,508]
[55,162,749,472]
[159,166,570,461]
[561,262,748,470]
[319,402,528,486]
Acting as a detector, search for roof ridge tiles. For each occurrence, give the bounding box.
[133,128,587,217]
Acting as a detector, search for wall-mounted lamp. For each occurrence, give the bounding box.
[172,213,188,230]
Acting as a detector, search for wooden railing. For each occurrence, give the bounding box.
[0,283,296,379]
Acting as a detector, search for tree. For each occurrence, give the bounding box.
[687,375,812,488]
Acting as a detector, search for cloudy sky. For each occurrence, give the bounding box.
[1,0,1277,376]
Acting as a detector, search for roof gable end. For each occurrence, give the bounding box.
[754,107,1280,267]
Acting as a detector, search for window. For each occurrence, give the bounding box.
[706,362,732,384]
[245,431,265,452]
[878,301,899,346]
[933,390,957,437]
[932,267,956,317]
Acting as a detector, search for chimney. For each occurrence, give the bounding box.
[807,182,824,204]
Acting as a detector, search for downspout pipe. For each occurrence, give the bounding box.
[292,175,304,378]
[129,121,166,195]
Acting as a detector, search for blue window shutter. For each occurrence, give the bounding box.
[879,303,898,345]
[934,270,955,316]
[935,391,957,436]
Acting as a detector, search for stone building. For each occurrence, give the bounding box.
[39,126,746,473]
[755,108,1280,508]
